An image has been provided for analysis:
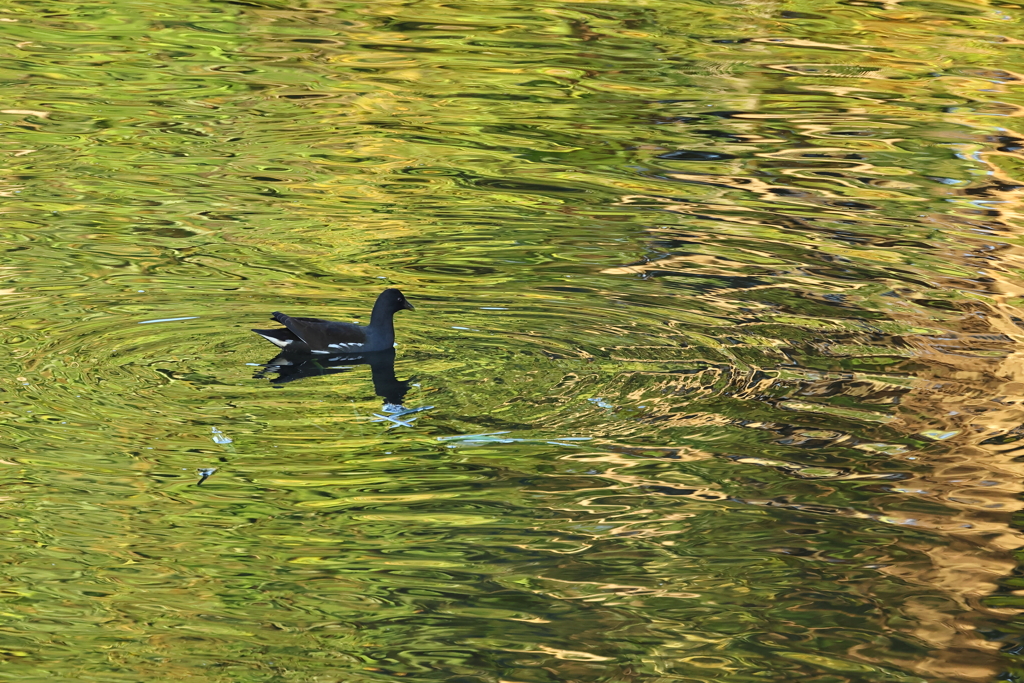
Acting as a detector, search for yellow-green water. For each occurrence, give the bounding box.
[1,0,1024,680]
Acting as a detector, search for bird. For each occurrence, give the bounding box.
[252,288,415,354]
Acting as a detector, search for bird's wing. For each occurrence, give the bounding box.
[271,312,367,348]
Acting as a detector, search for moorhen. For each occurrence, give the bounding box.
[252,288,414,354]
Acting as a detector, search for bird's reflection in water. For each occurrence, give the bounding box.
[253,347,412,409]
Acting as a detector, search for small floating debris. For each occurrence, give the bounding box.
[372,413,417,428]
[196,468,217,485]
[370,405,435,429]
[138,316,200,325]
[211,427,232,444]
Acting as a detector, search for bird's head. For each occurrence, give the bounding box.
[378,288,415,313]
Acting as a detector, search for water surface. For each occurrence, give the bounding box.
[1,0,1023,680]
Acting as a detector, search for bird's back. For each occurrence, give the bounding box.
[271,312,369,351]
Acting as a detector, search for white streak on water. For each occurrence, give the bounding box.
[138,316,200,324]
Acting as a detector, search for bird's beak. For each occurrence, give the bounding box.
[403,300,415,311]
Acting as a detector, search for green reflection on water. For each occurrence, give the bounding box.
[0,0,1023,680]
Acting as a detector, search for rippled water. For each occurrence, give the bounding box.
[1,0,1024,680]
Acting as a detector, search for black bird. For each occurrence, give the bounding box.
[252,289,414,354]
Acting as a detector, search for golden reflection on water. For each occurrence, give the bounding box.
[600,164,1024,679]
